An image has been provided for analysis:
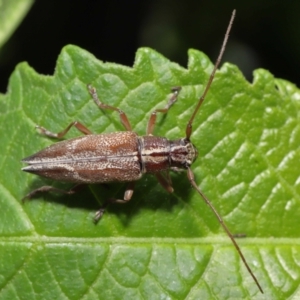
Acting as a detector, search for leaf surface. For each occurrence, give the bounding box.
[0,0,34,48]
[1,45,300,299]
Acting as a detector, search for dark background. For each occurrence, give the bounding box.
[1,0,300,93]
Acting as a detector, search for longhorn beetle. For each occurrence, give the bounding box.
[22,10,263,293]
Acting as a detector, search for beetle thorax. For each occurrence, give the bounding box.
[139,136,198,173]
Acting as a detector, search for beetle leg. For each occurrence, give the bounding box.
[146,87,181,135]
[22,184,84,202]
[36,121,92,139]
[94,182,135,223]
[88,84,132,131]
[155,172,174,193]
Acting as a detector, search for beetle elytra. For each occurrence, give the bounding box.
[22,10,263,293]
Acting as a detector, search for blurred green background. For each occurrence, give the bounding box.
[0,0,299,92]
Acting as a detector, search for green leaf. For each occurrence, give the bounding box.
[0,0,34,49]
[1,45,299,299]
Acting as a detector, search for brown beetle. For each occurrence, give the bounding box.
[22,10,263,293]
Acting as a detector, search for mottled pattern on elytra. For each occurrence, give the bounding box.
[23,132,142,183]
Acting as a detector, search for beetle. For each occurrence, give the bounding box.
[21,10,263,293]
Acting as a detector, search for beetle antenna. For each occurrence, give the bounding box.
[186,9,236,139]
[187,168,263,293]
[186,10,264,293]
